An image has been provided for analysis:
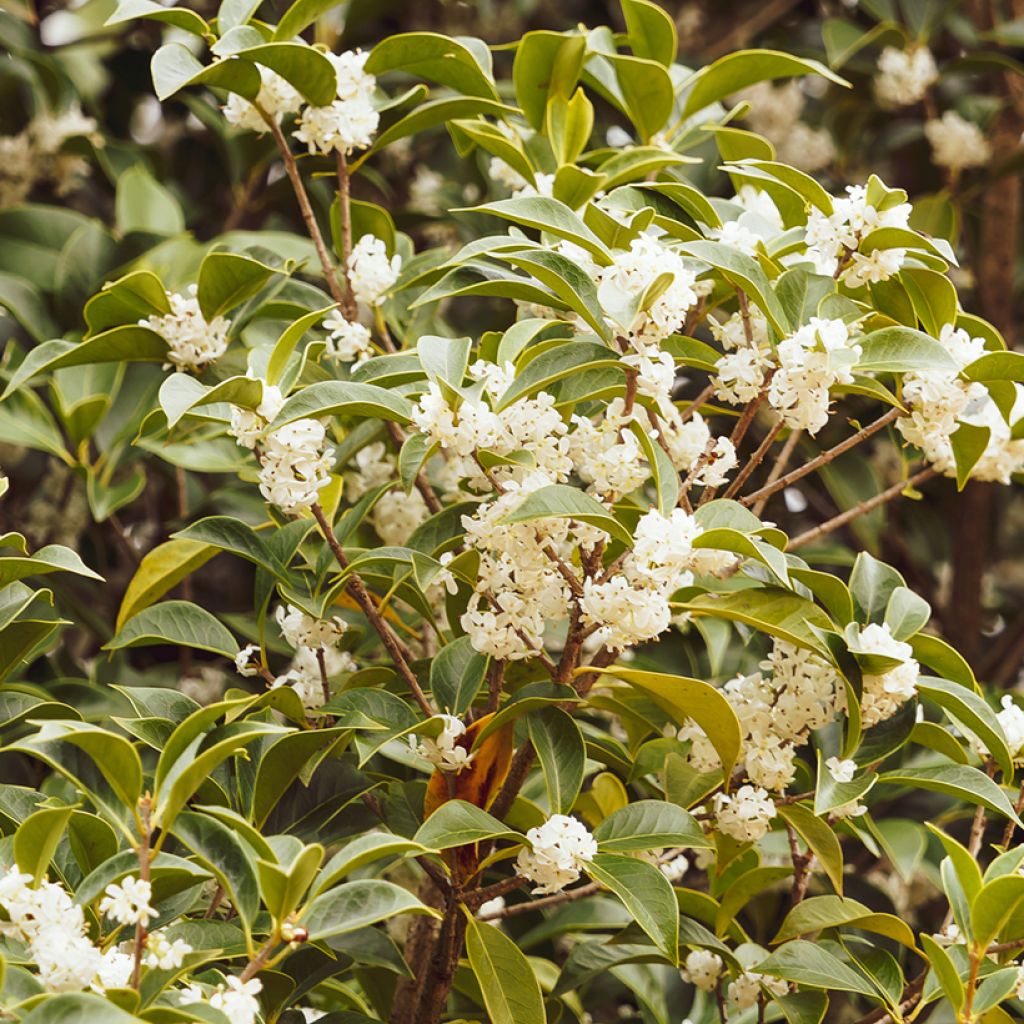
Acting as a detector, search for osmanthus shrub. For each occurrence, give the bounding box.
[3,2,1024,1024]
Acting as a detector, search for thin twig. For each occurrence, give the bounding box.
[786,468,935,551]
[311,503,434,716]
[752,428,801,517]
[723,418,784,500]
[741,408,901,509]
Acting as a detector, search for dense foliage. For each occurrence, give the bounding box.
[2,2,1024,1024]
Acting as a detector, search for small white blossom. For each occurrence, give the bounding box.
[209,976,263,1024]
[276,604,346,651]
[714,785,776,842]
[826,756,857,783]
[925,111,991,170]
[99,876,158,928]
[258,418,334,511]
[516,814,598,894]
[728,969,788,1007]
[875,46,939,108]
[414,714,475,773]
[681,949,724,991]
[144,930,193,970]
[234,643,261,677]
[855,623,920,728]
[348,234,401,306]
[143,285,230,372]
[323,313,373,362]
[477,895,506,920]
[293,95,378,155]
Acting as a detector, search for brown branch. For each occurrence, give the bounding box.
[311,502,434,716]
[130,796,153,989]
[786,467,935,552]
[741,408,901,509]
[752,427,801,517]
[723,418,784,500]
[479,880,602,920]
[264,116,346,308]
[335,150,358,321]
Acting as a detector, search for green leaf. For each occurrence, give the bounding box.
[302,880,436,941]
[251,729,347,827]
[267,305,334,386]
[170,810,259,934]
[777,803,844,894]
[608,53,675,141]
[514,31,586,129]
[773,894,916,948]
[678,589,834,651]
[501,483,632,545]
[496,341,620,411]
[107,0,210,35]
[593,800,709,852]
[755,940,876,995]
[272,380,413,427]
[21,993,145,1023]
[117,540,216,631]
[197,251,277,319]
[465,912,546,1024]
[917,677,1013,780]
[586,852,679,961]
[971,875,1024,949]
[679,240,790,336]
[115,165,184,236]
[151,41,261,101]
[430,636,488,716]
[18,721,143,811]
[950,422,991,491]
[466,197,610,263]
[414,800,523,850]
[621,0,677,66]
[593,667,742,784]
[878,764,1023,824]
[173,517,283,576]
[83,270,170,334]
[106,601,238,658]
[235,42,338,104]
[547,88,594,166]
[883,586,930,640]
[527,707,586,814]
[0,545,103,587]
[856,327,959,373]
[367,32,497,99]
[15,804,77,885]
[313,833,431,896]
[919,933,965,1011]
[682,50,848,117]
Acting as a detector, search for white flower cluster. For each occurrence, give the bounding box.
[580,507,737,651]
[413,714,475,772]
[897,324,1024,484]
[0,102,99,207]
[681,949,724,991]
[713,784,777,842]
[143,286,231,372]
[223,67,301,133]
[294,51,379,156]
[183,976,263,1024]
[516,814,598,894]
[735,81,836,172]
[322,312,373,363]
[229,378,286,450]
[257,419,335,512]
[100,875,158,927]
[144,929,193,970]
[596,234,700,353]
[875,46,939,108]
[767,317,862,434]
[924,111,991,171]
[0,867,132,992]
[679,639,863,810]
[347,234,401,306]
[996,696,1024,758]
[270,603,352,709]
[728,969,789,1007]
[854,623,920,727]
[804,183,911,285]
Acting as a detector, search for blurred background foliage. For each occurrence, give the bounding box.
[0,0,1022,703]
